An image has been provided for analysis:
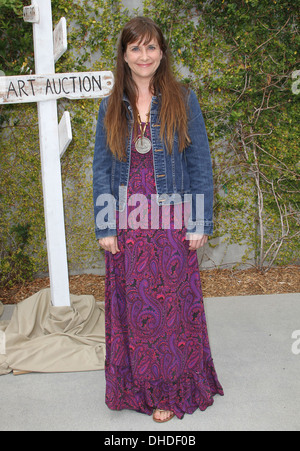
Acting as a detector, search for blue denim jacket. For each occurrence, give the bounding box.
[93,89,214,240]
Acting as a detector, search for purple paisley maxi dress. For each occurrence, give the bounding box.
[104,123,224,419]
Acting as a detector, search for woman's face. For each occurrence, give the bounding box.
[124,37,163,85]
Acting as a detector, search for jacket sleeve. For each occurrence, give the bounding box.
[184,90,214,237]
[93,98,117,240]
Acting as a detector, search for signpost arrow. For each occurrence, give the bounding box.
[59,111,72,158]
[54,17,68,63]
[23,5,40,23]
[0,71,114,104]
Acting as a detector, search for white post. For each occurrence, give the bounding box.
[32,0,70,307]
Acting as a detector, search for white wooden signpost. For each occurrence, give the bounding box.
[0,72,113,104]
[0,0,114,306]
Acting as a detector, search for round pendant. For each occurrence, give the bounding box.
[135,137,152,154]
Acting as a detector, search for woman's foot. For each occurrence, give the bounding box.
[153,409,175,423]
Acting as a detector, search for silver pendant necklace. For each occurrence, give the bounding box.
[135,136,152,154]
[135,112,151,154]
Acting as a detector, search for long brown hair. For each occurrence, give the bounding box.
[104,17,191,162]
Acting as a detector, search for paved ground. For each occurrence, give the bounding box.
[1,293,299,431]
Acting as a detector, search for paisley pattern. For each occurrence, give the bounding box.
[104,124,223,419]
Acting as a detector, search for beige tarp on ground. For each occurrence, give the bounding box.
[0,289,106,376]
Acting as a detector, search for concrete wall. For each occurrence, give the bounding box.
[122,0,143,13]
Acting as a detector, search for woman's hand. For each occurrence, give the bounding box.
[187,234,208,251]
[98,236,120,255]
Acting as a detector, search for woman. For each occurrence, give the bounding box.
[93,16,223,423]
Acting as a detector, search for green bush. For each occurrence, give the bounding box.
[0,223,35,287]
